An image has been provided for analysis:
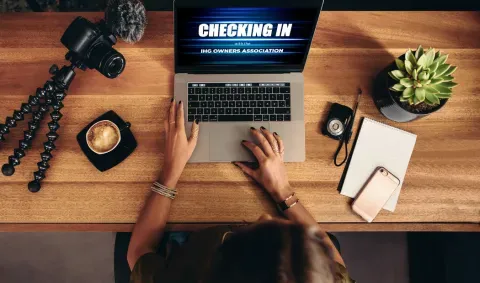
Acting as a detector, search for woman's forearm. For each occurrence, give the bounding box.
[284,202,344,264]
[127,178,177,270]
[126,99,199,269]
[273,188,346,266]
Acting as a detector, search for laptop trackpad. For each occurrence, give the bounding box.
[209,123,269,162]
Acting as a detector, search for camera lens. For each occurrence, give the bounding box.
[89,44,126,79]
[107,57,124,75]
[98,49,125,79]
[327,118,344,137]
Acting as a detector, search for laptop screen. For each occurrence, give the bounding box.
[175,7,319,72]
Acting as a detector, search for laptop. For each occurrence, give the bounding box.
[174,0,322,162]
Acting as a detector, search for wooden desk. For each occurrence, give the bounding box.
[0,12,479,232]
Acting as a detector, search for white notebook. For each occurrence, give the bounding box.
[340,118,417,211]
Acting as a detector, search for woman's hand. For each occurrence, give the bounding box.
[234,127,293,202]
[161,99,199,188]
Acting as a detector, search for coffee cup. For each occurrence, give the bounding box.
[86,120,126,155]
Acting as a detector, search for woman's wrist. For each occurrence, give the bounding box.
[268,184,294,203]
[160,171,179,189]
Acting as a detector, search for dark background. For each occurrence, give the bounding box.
[20,0,480,12]
[146,0,479,11]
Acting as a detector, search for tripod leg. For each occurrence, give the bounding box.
[1,85,52,176]
[0,87,45,144]
[1,64,75,190]
[28,90,66,193]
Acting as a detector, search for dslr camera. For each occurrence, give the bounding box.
[61,17,126,79]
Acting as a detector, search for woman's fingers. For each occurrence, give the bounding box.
[260,127,279,155]
[176,101,185,132]
[188,119,200,151]
[273,132,284,158]
[242,140,267,161]
[168,98,176,131]
[234,162,256,178]
[251,127,274,156]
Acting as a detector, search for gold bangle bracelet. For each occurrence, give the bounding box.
[151,182,177,200]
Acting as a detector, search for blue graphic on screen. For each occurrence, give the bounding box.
[176,8,318,66]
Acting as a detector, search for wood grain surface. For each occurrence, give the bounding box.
[0,12,479,231]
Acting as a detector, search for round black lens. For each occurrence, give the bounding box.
[107,57,124,76]
[90,44,126,79]
[100,51,125,79]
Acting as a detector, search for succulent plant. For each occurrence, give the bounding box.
[388,45,458,106]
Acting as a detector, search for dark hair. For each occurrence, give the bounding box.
[207,221,341,283]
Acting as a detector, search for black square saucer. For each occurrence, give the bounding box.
[77,110,137,172]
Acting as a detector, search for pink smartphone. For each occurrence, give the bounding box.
[352,167,400,223]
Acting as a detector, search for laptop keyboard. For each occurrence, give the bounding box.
[187,83,291,122]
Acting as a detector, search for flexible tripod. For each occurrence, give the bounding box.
[0,63,77,192]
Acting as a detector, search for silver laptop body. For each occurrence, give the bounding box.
[173,1,322,162]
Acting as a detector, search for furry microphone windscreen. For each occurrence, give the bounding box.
[105,0,147,44]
